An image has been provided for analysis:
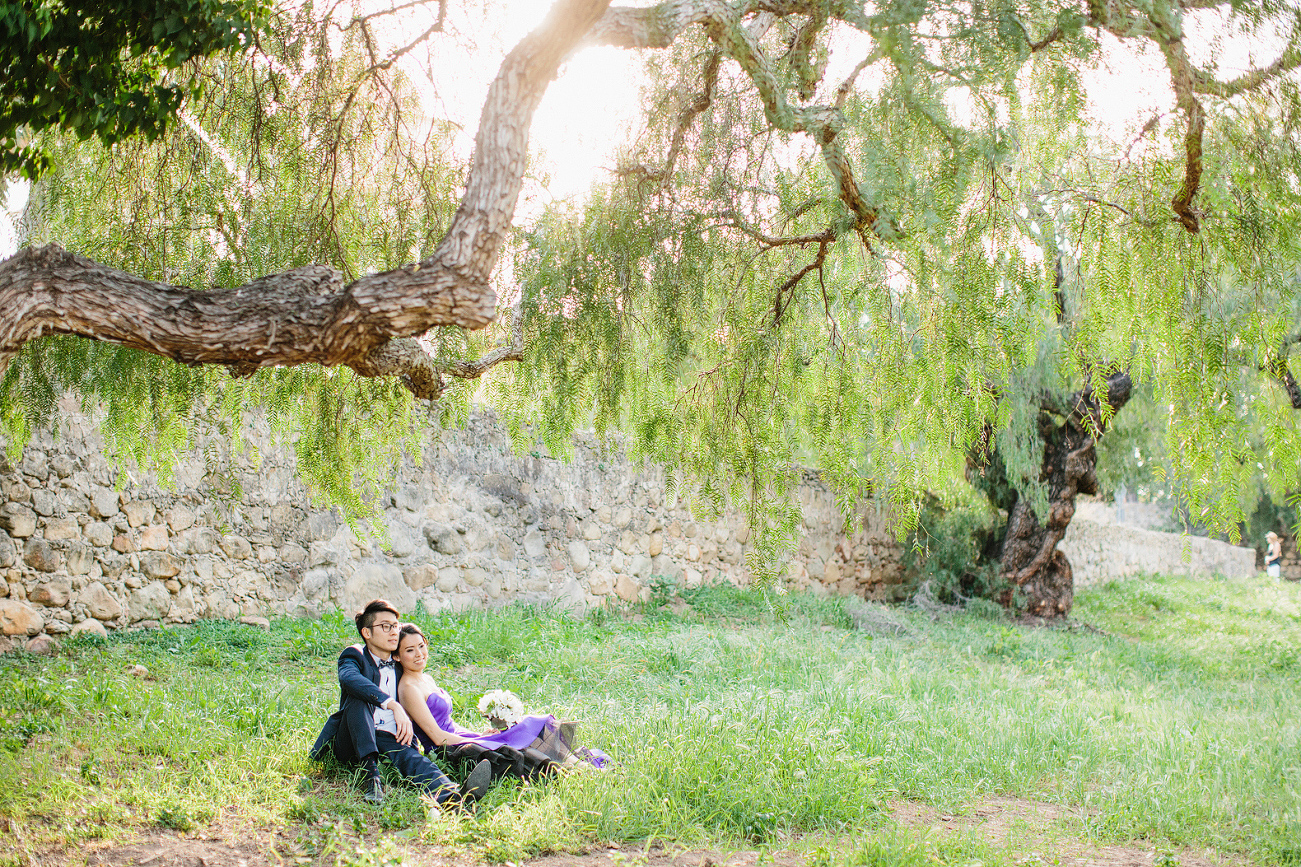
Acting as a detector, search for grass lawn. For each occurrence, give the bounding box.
[0,573,1298,867]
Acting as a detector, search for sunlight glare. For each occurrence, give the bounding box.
[404,0,646,222]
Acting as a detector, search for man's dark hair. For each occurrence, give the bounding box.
[355,599,400,637]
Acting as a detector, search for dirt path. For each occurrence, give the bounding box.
[79,837,806,867]
[37,798,1236,867]
[892,797,1234,867]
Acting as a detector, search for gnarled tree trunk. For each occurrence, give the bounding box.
[972,370,1132,617]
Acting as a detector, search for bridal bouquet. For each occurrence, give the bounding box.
[477,689,525,730]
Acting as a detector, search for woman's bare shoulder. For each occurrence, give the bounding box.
[399,673,434,697]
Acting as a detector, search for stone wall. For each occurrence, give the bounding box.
[0,401,907,646]
[1060,517,1257,585]
[1074,497,1176,532]
[2,399,1270,648]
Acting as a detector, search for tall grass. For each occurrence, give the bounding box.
[0,573,1298,867]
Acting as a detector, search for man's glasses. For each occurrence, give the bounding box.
[369,621,400,634]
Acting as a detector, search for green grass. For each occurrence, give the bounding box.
[1,574,1299,867]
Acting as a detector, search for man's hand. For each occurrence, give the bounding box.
[389,701,414,746]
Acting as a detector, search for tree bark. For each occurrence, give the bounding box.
[0,0,611,392]
[988,371,1132,617]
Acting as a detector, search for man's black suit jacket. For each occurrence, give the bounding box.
[310,644,401,761]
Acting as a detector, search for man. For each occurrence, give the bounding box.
[310,598,490,807]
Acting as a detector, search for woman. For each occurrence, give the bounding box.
[1266,532,1284,579]
[395,624,607,777]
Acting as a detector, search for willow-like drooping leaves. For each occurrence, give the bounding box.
[492,0,1301,562]
[7,0,1301,569]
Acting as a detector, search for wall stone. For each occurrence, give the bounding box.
[0,598,43,635]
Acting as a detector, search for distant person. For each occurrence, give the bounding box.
[1265,532,1283,579]
[309,599,491,807]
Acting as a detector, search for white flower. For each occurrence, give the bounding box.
[477,689,525,727]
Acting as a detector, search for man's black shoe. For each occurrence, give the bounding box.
[364,773,385,805]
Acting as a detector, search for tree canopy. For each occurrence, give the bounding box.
[3,0,1301,612]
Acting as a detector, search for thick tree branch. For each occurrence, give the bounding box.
[834,52,880,107]
[1265,336,1301,409]
[1192,44,1301,97]
[1089,0,1300,231]
[1269,361,1301,410]
[351,338,451,400]
[703,5,879,233]
[1165,46,1206,233]
[788,5,829,100]
[1099,0,1300,232]
[0,0,612,393]
[586,0,726,48]
[616,50,721,186]
[772,235,833,326]
[1000,368,1132,601]
[587,0,869,48]
[600,0,881,238]
[1029,24,1064,52]
[444,303,525,380]
[716,210,836,248]
[1097,0,1208,233]
[1088,0,1156,39]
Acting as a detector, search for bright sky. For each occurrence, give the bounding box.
[0,183,23,258]
[0,1,647,259]
[405,1,647,213]
[413,1,1266,213]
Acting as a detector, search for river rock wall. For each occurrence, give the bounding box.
[0,401,907,647]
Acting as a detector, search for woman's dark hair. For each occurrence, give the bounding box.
[397,623,425,650]
[395,622,426,648]
[354,598,400,637]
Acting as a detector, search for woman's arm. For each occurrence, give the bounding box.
[397,679,472,747]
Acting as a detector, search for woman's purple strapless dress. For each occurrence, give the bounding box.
[418,685,607,767]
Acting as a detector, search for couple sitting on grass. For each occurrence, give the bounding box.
[310,598,606,808]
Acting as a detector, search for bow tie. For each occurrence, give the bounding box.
[377,658,397,669]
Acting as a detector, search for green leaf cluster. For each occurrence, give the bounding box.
[489,0,1301,557]
[9,0,1301,564]
[0,0,271,177]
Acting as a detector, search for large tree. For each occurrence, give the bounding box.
[4,0,1301,614]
